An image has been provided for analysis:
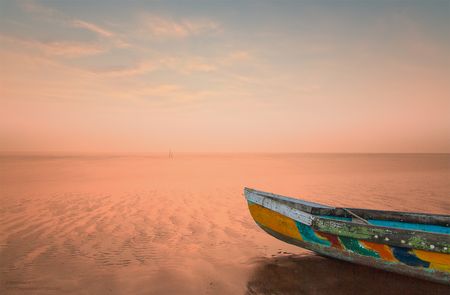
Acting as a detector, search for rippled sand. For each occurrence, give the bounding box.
[1,154,449,294]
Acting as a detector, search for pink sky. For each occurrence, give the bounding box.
[1,1,449,153]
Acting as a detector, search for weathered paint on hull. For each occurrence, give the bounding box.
[248,202,450,284]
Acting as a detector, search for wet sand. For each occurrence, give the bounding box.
[247,254,449,295]
[0,153,449,294]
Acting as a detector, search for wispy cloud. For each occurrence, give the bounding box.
[157,51,255,75]
[71,19,130,48]
[90,57,216,77]
[19,1,129,48]
[93,61,157,77]
[40,41,105,57]
[0,34,105,57]
[131,84,215,105]
[71,20,114,38]
[140,15,219,39]
[0,47,98,103]
[19,0,60,18]
[161,57,217,74]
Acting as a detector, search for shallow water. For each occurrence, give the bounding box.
[0,153,449,294]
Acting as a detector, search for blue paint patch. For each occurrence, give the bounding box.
[295,221,331,246]
[320,216,450,234]
[392,247,430,268]
[368,220,450,234]
[321,216,351,221]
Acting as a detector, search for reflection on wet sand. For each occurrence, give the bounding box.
[246,254,449,295]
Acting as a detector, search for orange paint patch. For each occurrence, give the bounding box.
[414,250,450,273]
[248,203,302,241]
[361,241,396,262]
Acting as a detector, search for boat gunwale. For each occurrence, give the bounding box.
[244,187,450,224]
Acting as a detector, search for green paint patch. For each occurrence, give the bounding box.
[296,222,331,247]
[314,219,386,240]
[339,236,380,258]
[407,236,429,248]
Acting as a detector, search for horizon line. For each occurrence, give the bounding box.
[1,151,449,156]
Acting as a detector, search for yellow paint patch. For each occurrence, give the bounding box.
[248,203,302,241]
[361,241,396,262]
[414,250,450,273]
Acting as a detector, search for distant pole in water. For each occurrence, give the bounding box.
[169,149,174,159]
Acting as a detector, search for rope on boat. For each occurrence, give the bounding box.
[342,208,370,224]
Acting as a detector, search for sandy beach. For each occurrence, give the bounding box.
[1,153,449,294]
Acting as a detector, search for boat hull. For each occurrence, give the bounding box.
[248,201,450,284]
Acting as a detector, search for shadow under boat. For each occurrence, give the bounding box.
[246,254,449,295]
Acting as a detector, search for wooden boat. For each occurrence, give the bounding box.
[244,187,450,284]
